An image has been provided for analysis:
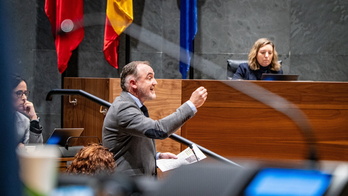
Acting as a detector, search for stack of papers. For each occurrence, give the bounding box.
[156,144,206,172]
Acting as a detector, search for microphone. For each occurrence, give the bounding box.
[189,144,199,162]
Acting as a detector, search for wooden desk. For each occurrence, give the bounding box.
[181,80,348,161]
[58,157,74,172]
[63,78,348,162]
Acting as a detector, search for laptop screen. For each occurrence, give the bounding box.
[244,167,332,196]
[261,74,299,81]
[46,128,84,146]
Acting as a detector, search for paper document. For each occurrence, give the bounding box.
[156,144,206,172]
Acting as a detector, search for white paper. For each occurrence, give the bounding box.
[156,144,206,172]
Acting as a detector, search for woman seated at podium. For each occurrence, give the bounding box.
[66,143,116,175]
[233,38,283,80]
[11,75,43,147]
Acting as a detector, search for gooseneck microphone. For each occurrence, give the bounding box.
[189,144,199,162]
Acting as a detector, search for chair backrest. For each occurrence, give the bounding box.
[227,59,282,80]
[226,59,248,80]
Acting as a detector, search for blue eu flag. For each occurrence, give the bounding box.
[180,0,197,79]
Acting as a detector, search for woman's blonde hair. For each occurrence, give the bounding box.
[248,38,281,71]
[66,143,116,175]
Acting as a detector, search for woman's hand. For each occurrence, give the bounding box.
[23,100,38,121]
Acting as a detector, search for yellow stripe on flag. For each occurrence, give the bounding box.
[106,0,133,35]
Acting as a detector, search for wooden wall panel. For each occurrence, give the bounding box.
[109,78,121,102]
[63,78,110,145]
[181,80,348,161]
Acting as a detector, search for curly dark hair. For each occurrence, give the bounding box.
[66,143,116,175]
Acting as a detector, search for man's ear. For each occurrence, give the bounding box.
[129,79,137,89]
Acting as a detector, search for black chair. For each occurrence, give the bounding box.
[227,59,282,80]
[226,59,248,80]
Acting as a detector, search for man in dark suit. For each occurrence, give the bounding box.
[102,61,208,177]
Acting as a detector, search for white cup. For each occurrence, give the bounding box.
[17,145,61,195]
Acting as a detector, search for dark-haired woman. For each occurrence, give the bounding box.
[12,75,43,146]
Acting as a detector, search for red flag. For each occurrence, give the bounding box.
[45,0,84,73]
[103,0,133,69]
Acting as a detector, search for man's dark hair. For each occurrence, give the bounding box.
[120,61,150,91]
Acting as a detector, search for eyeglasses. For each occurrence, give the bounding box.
[14,90,30,98]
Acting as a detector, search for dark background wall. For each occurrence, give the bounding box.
[7,0,348,141]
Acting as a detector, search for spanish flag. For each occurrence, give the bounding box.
[44,0,84,73]
[103,0,133,69]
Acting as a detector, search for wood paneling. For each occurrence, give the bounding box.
[63,78,111,145]
[181,80,348,161]
[63,78,348,162]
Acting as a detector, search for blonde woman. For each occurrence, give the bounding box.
[233,38,283,80]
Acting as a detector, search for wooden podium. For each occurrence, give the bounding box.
[63,78,348,162]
